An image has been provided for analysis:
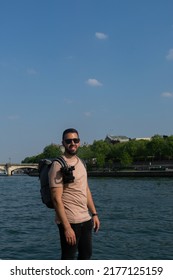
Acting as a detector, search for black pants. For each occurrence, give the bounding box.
[58,219,93,260]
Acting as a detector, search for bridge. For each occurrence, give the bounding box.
[0,163,38,176]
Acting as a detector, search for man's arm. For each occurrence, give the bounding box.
[87,185,100,232]
[49,162,76,245]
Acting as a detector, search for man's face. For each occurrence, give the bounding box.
[62,132,80,155]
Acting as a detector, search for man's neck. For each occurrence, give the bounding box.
[64,152,77,159]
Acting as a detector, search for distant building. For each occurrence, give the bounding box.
[133,137,151,141]
[105,135,130,144]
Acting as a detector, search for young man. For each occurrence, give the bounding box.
[49,128,100,260]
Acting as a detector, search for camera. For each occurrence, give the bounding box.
[61,166,75,184]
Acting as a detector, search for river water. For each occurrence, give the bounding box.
[0,175,173,260]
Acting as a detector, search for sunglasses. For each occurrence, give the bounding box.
[64,138,80,144]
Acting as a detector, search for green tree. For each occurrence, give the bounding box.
[78,145,93,160]
[120,151,133,167]
[108,142,122,163]
[164,136,173,160]
[125,140,138,160]
[22,134,173,165]
[43,144,62,158]
[147,136,165,160]
[133,140,148,161]
[22,144,62,163]
[91,140,111,167]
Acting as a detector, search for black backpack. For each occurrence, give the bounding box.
[38,156,86,209]
[38,156,68,209]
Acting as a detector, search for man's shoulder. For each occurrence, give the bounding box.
[49,160,62,173]
[78,157,87,169]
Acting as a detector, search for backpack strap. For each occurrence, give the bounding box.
[38,157,67,178]
[53,156,68,168]
[52,156,86,170]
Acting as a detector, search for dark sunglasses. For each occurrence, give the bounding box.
[64,138,80,144]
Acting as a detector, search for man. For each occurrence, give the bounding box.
[49,128,100,260]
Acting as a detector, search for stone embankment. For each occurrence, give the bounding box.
[87,170,173,177]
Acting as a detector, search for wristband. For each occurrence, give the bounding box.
[92,213,98,217]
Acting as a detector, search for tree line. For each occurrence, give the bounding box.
[22,135,173,169]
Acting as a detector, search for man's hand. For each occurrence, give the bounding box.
[93,215,100,232]
[64,226,76,245]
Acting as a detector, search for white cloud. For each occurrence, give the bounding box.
[166,49,173,60]
[95,32,108,40]
[27,68,38,75]
[86,78,103,87]
[161,92,173,98]
[65,55,75,60]
[84,112,92,117]
[7,115,19,120]
[64,98,73,104]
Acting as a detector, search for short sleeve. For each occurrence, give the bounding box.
[48,161,63,188]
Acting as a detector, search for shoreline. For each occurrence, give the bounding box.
[1,169,173,178]
[87,170,173,178]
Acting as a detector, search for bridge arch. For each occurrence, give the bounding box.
[0,166,6,174]
[10,166,38,175]
[0,163,38,176]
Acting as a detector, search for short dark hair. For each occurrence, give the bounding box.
[62,128,79,140]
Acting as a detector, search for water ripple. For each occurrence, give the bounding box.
[0,176,173,259]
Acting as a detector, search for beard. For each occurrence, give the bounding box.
[65,146,78,155]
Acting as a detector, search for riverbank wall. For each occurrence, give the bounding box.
[87,170,173,178]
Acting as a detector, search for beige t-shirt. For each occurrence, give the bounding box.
[49,156,91,224]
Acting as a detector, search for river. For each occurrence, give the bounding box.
[0,175,173,259]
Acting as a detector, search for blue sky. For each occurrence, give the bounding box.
[0,0,173,163]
